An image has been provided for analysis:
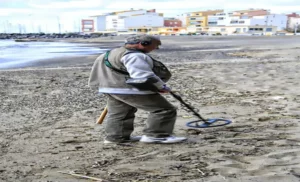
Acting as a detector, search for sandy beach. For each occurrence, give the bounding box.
[1,36,300,182]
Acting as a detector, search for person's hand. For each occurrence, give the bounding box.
[159,85,171,93]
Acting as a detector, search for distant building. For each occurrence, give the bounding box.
[287,12,300,18]
[206,11,287,31]
[164,18,182,27]
[231,9,270,18]
[253,14,288,31]
[177,13,188,27]
[185,9,224,28]
[195,25,277,35]
[81,19,94,33]
[287,17,300,31]
[286,12,300,32]
[147,27,186,35]
[85,8,290,34]
[90,9,164,32]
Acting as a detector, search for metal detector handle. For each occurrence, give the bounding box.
[169,91,209,124]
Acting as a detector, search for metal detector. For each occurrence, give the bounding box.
[126,78,232,128]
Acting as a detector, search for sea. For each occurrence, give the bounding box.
[0,40,106,69]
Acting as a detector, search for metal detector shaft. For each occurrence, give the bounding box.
[170,91,210,124]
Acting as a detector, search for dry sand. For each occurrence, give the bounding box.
[1,36,300,182]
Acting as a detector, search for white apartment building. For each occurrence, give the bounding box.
[207,13,288,31]
[207,12,233,26]
[287,17,300,30]
[177,13,188,27]
[91,9,164,32]
[252,14,288,30]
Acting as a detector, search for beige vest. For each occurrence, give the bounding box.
[88,46,171,90]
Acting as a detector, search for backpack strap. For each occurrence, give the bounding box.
[104,51,130,76]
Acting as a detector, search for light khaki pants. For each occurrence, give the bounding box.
[105,93,177,141]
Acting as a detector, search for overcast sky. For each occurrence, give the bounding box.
[1,0,300,33]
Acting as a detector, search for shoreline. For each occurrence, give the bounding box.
[0,40,115,70]
[0,55,99,70]
[3,35,300,70]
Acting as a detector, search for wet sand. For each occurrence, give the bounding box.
[1,36,300,182]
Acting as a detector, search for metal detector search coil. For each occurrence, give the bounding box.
[170,91,232,128]
[186,118,232,128]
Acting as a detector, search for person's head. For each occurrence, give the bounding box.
[124,34,161,53]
